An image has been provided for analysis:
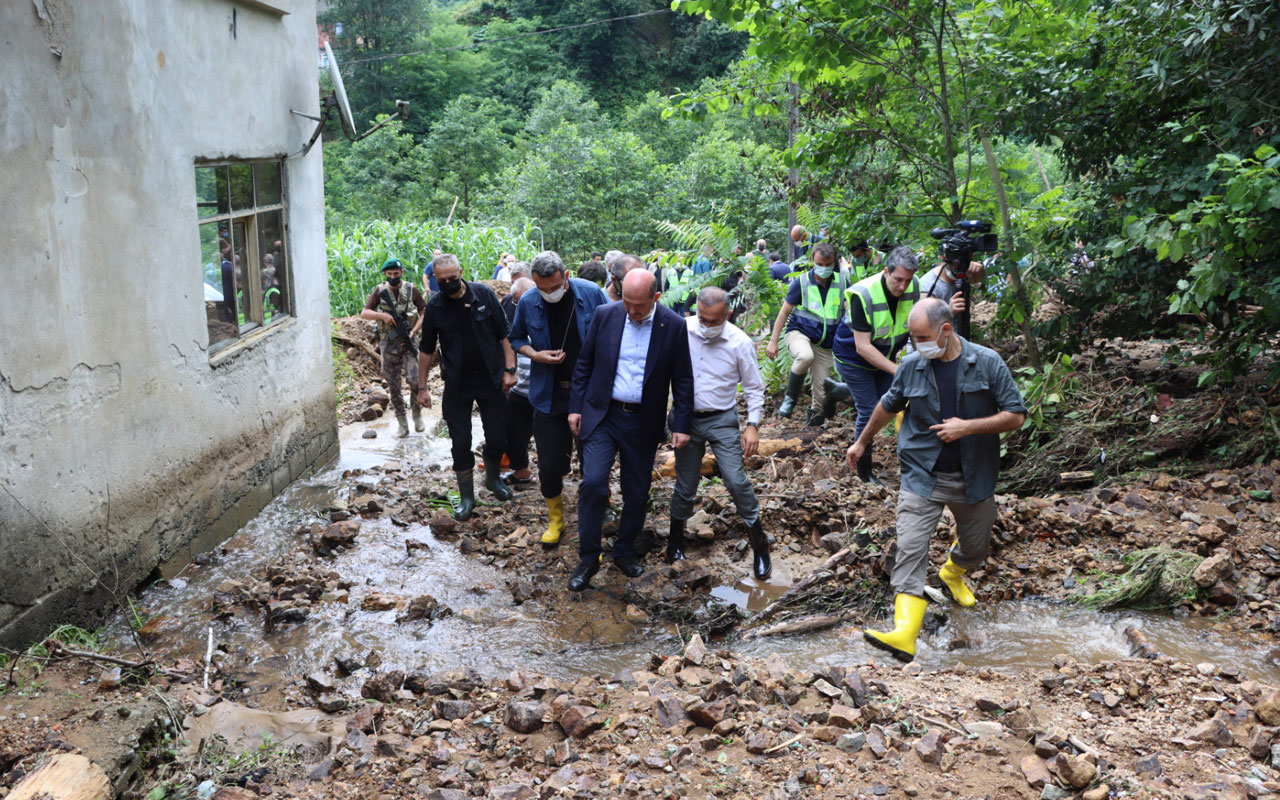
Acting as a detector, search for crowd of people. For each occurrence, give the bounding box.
[358,234,1027,663]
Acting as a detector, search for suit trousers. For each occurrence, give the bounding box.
[578,404,657,563]
[670,410,760,525]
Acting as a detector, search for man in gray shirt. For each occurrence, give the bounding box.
[846,298,1026,662]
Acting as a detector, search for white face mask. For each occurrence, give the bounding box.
[813,264,834,279]
[539,284,567,303]
[698,322,725,340]
[916,328,949,360]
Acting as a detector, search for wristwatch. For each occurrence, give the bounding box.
[504,366,517,374]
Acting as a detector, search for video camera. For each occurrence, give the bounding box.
[928,220,997,338]
[929,220,998,263]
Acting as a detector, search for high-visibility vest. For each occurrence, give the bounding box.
[665,266,693,303]
[845,273,919,352]
[791,270,848,341]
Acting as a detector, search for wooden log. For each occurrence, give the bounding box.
[7,753,110,800]
[1124,624,1159,659]
[1057,471,1096,488]
[741,612,852,640]
[655,437,804,478]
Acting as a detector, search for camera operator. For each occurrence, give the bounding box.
[920,255,985,319]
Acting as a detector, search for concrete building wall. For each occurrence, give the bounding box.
[0,0,337,648]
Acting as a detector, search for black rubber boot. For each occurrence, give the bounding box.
[484,460,513,502]
[455,471,477,521]
[821,377,852,420]
[666,517,687,563]
[857,448,877,484]
[747,519,772,580]
[777,372,805,418]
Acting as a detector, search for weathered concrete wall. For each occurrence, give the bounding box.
[0,0,337,647]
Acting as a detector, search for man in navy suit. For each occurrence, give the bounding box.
[567,260,695,591]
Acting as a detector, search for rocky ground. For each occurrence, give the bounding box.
[3,322,1279,799]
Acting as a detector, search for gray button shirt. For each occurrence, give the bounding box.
[879,337,1027,503]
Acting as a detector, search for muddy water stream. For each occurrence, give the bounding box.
[108,409,1280,700]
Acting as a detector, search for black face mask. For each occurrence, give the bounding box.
[386,275,402,287]
[438,278,463,296]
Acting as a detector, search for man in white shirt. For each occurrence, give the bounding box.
[668,287,772,579]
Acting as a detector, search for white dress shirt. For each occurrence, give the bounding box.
[685,317,765,426]
[611,306,656,403]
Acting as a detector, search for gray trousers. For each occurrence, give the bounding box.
[670,409,760,526]
[892,471,996,596]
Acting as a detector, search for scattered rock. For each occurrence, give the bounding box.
[914,730,944,765]
[558,706,604,739]
[487,785,534,800]
[397,594,452,623]
[314,520,360,556]
[316,694,347,713]
[1188,715,1234,747]
[1194,551,1234,588]
[684,633,707,666]
[1134,753,1163,776]
[1052,752,1097,789]
[836,732,866,753]
[1256,690,1280,726]
[1082,786,1111,800]
[1020,755,1052,787]
[504,700,544,733]
[305,671,335,694]
[434,699,474,720]
[826,704,860,729]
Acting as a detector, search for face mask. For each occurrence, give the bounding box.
[851,256,867,265]
[386,276,402,287]
[813,265,834,279]
[699,322,724,339]
[438,278,463,297]
[917,329,949,360]
[539,285,567,303]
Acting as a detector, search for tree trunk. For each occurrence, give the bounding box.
[787,80,800,260]
[7,754,111,800]
[980,132,1042,369]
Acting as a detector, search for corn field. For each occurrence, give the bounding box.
[327,220,540,317]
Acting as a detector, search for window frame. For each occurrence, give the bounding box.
[196,158,291,357]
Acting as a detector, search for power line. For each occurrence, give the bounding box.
[340,8,675,66]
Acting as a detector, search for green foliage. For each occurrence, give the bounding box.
[1117,146,1280,385]
[327,220,538,316]
[324,119,434,228]
[1013,354,1080,437]
[1078,547,1204,611]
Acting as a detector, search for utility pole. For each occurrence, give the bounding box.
[787,80,799,262]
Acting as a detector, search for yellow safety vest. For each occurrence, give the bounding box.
[792,270,848,340]
[845,273,919,353]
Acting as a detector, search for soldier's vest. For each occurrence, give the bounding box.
[375,281,418,340]
[845,273,919,353]
[791,270,849,341]
[666,266,693,304]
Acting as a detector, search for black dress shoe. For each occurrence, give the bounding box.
[612,556,644,578]
[568,558,600,592]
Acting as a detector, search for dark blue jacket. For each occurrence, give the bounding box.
[508,278,609,414]
[570,302,694,446]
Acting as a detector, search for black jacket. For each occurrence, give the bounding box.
[418,282,509,391]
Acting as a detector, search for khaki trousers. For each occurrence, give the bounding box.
[891,471,996,597]
[784,329,834,410]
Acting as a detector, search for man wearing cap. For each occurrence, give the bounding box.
[668,286,771,579]
[360,258,426,437]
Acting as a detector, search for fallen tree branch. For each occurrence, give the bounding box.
[44,640,187,679]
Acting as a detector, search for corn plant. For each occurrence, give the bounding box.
[327,219,539,316]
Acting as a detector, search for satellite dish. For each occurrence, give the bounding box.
[325,42,356,137]
[293,44,409,155]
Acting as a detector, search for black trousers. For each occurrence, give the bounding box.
[533,409,583,499]
[441,376,506,473]
[503,391,534,471]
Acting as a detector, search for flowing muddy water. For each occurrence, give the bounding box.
[108,409,1280,696]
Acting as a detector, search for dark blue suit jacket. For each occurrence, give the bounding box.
[570,302,694,445]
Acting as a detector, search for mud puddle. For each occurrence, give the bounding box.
[722,597,1280,681]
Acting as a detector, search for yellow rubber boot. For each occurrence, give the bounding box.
[863,593,929,663]
[939,557,976,607]
[541,495,565,548]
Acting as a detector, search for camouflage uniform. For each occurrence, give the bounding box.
[373,281,421,418]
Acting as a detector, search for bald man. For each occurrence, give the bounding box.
[567,261,695,591]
